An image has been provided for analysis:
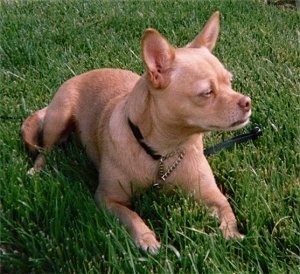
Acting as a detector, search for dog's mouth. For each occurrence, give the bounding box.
[231,118,249,128]
[228,114,251,130]
[202,111,252,132]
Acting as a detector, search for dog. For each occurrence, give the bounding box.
[22,11,251,254]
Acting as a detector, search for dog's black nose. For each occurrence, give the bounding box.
[238,96,251,112]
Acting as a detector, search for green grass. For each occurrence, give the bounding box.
[1,0,299,273]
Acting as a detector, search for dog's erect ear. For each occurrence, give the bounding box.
[186,11,220,51]
[142,29,175,89]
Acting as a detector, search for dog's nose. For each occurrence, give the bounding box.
[238,96,251,112]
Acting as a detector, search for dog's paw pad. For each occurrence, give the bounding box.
[136,232,161,254]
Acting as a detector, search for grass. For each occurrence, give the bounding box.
[0,0,299,273]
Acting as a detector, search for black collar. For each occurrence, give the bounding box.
[128,118,161,160]
[128,119,263,159]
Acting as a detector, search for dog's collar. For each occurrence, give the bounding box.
[128,118,162,160]
[128,118,185,187]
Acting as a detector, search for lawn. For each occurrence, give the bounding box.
[0,0,299,273]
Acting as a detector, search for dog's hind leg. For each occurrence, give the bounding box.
[22,107,48,174]
[23,103,75,174]
[36,104,75,171]
[22,107,47,154]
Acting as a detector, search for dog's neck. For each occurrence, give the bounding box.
[125,78,200,157]
[128,118,161,160]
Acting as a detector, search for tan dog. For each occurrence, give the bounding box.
[22,12,251,253]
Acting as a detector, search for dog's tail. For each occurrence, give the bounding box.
[21,107,47,154]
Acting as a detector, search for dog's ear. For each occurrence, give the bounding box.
[186,11,220,51]
[142,29,175,89]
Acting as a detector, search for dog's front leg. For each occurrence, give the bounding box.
[183,156,244,239]
[109,201,161,253]
[95,191,161,254]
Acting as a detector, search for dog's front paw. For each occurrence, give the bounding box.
[27,167,38,176]
[220,223,245,240]
[223,229,245,240]
[135,232,161,254]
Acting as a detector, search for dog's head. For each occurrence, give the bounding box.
[142,12,251,132]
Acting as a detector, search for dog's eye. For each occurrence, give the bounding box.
[202,90,213,97]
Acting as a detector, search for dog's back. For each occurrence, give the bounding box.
[22,68,140,169]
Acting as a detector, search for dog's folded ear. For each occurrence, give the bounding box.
[142,29,175,89]
[186,11,220,51]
